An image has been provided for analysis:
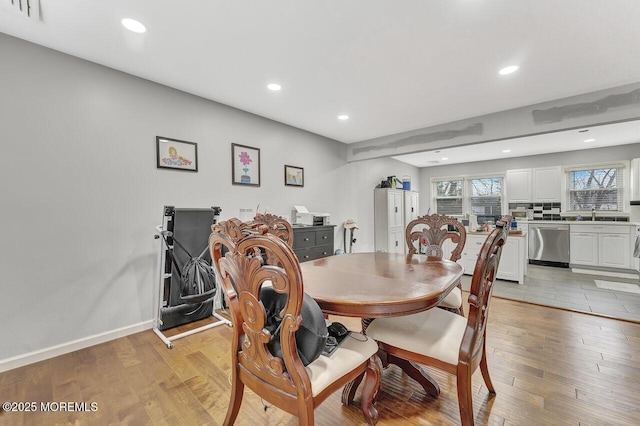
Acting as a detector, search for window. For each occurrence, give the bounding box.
[469,177,503,221]
[432,175,504,223]
[567,165,623,211]
[434,179,463,216]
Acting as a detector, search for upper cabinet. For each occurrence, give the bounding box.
[532,166,562,202]
[506,169,533,203]
[506,166,562,203]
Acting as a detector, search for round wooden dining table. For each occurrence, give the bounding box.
[300,252,464,318]
[300,252,464,401]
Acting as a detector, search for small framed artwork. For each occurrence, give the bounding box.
[156,136,198,172]
[232,143,260,186]
[284,165,304,187]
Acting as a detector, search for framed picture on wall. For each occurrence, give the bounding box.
[284,165,304,187]
[156,136,198,172]
[232,143,260,186]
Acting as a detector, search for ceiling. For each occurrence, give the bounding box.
[392,119,640,167]
[1,1,640,160]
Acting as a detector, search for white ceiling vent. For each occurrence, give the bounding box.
[0,0,40,21]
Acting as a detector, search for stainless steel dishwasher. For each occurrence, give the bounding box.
[528,223,570,267]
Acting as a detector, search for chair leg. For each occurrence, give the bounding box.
[360,354,383,426]
[223,371,244,426]
[456,367,474,426]
[479,344,496,395]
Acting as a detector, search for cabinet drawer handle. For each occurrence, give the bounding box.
[322,236,327,239]
[304,255,309,259]
[322,251,327,255]
[304,238,310,241]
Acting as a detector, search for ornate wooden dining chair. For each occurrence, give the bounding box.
[405,213,467,315]
[252,212,294,265]
[210,218,382,426]
[366,216,512,426]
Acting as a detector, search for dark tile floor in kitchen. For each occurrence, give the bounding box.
[461,264,640,323]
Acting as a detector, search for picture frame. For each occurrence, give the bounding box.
[232,143,260,186]
[156,136,198,172]
[284,164,304,187]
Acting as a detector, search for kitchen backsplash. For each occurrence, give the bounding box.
[508,202,630,222]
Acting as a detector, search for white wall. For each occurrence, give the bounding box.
[0,34,418,364]
[418,143,640,209]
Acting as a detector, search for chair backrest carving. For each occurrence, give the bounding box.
[209,218,309,400]
[252,213,294,247]
[460,216,512,368]
[252,213,294,266]
[405,213,466,261]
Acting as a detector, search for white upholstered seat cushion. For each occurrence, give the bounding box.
[305,332,379,397]
[438,285,462,309]
[365,308,467,366]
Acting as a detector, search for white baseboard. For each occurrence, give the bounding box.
[571,268,639,280]
[0,320,154,373]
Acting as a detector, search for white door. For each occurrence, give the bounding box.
[506,169,532,202]
[404,191,419,225]
[569,233,598,266]
[532,166,562,202]
[599,233,631,269]
[389,228,405,253]
[496,239,519,281]
[388,191,404,228]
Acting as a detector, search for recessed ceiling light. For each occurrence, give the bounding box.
[121,18,146,34]
[441,157,449,161]
[502,149,512,153]
[499,65,519,75]
[267,83,281,91]
[584,138,596,143]
[338,115,349,121]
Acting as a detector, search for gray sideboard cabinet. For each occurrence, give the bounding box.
[292,225,335,262]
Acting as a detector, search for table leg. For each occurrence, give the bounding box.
[387,353,440,397]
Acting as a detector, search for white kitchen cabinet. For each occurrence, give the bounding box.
[462,233,525,283]
[532,166,562,202]
[388,228,405,253]
[404,191,419,226]
[462,235,484,274]
[496,239,522,282]
[374,188,409,253]
[569,224,633,270]
[569,232,598,266]
[506,169,533,203]
[599,233,631,269]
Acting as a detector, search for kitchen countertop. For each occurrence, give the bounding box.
[519,220,639,226]
[467,230,527,237]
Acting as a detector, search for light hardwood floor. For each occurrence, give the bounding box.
[2,296,640,425]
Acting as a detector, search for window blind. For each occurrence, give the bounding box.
[434,179,463,216]
[566,166,624,211]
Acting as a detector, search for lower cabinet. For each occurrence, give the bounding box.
[459,234,526,284]
[569,224,632,270]
[292,225,335,262]
[569,232,598,266]
[599,233,631,269]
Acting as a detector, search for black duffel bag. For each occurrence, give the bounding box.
[261,286,328,366]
